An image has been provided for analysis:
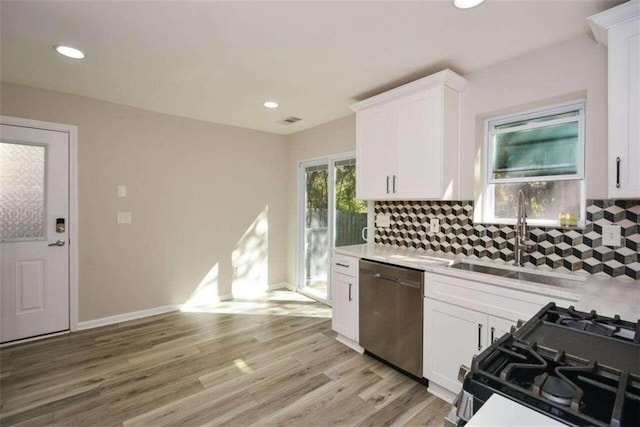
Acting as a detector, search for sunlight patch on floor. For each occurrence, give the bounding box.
[233,358,254,374]
[181,289,332,319]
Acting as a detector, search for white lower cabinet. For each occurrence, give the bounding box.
[422,271,579,401]
[331,254,362,352]
[424,298,517,394]
[331,270,358,341]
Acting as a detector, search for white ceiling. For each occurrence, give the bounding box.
[0,0,620,135]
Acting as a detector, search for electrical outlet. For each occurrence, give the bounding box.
[376,213,391,228]
[602,225,621,246]
[117,212,132,224]
[430,218,440,234]
[116,184,127,198]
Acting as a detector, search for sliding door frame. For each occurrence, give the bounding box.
[296,151,361,305]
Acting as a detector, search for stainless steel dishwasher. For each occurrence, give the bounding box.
[359,259,424,378]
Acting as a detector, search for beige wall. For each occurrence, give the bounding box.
[1,83,288,321]
[0,33,610,318]
[285,115,356,285]
[459,34,608,200]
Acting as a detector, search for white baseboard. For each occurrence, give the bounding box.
[219,293,233,302]
[268,282,294,291]
[78,305,180,330]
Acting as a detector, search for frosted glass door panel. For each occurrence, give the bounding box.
[0,142,46,242]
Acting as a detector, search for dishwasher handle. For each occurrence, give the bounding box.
[365,272,421,289]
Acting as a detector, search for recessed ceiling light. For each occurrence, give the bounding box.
[454,0,484,9]
[263,101,279,109]
[55,45,85,59]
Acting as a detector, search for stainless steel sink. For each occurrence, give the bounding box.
[449,262,513,277]
[449,262,578,287]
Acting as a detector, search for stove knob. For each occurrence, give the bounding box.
[458,365,470,383]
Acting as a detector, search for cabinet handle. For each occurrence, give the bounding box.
[348,283,352,301]
[616,157,621,188]
[335,262,349,268]
[386,176,390,194]
[477,324,483,351]
[490,327,495,343]
[392,175,397,193]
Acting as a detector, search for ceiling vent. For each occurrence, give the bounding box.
[278,116,302,125]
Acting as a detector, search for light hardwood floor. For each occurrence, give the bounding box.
[0,290,450,426]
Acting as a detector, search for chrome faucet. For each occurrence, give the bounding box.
[514,190,530,266]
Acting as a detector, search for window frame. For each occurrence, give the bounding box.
[483,101,587,228]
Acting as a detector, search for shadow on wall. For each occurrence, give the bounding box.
[180,205,270,311]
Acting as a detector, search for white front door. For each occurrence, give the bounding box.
[1,124,70,343]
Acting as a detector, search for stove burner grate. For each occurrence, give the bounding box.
[462,304,640,427]
[561,318,617,337]
[471,335,640,427]
[539,305,639,343]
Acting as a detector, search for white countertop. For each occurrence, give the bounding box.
[334,244,640,320]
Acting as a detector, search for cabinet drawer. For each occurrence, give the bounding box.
[332,254,358,277]
[425,273,577,323]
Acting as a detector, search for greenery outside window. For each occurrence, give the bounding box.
[485,102,586,227]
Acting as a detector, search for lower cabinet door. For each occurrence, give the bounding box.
[424,298,487,393]
[331,271,357,341]
[488,316,516,345]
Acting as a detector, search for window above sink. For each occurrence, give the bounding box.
[482,101,586,228]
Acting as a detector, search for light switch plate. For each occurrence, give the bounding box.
[602,225,621,246]
[430,218,440,234]
[117,185,127,198]
[117,212,132,224]
[376,213,391,228]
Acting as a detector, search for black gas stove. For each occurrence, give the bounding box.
[450,303,640,426]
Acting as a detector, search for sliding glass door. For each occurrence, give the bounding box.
[334,158,368,248]
[301,162,330,299]
[298,154,367,302]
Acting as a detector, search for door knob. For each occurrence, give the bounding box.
[48,239,66,247]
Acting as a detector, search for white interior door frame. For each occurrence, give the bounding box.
[1,115,79,333]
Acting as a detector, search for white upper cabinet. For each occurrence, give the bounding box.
[352,69,467,200]
[589,1,640,198]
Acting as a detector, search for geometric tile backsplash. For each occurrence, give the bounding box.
[374,199,640,280]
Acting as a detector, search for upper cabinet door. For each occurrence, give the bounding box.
[589,2,640,198]
[396,87,443,199]
[608,19,640,198]
[355,103,397,200]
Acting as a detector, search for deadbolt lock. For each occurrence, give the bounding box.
[56,218,65,233]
